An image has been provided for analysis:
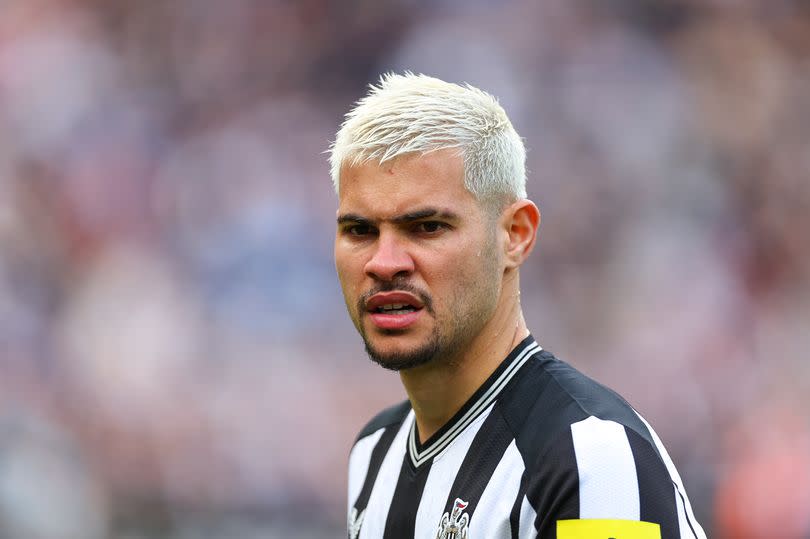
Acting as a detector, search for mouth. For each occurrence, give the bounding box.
[364,291,425,330]
[372,303,419,315]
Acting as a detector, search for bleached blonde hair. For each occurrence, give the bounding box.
[329,73,526,206]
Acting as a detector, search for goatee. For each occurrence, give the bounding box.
[363,330,442,371]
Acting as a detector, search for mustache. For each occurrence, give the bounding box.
[358,281,434,315]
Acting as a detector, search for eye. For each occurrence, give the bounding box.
[415,221,447,234]
[345,223,375,237]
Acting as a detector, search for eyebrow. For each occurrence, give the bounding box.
[392,208,459,224]
[336,213,371,226]
[337,208,459,226]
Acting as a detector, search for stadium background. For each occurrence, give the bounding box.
[1,0,809,537]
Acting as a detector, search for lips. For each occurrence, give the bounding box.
[365,291,425,330]
[366,292,424,312]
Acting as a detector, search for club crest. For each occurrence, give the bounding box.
[436,497,470,539]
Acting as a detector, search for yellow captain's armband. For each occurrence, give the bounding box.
[557,519,661,539]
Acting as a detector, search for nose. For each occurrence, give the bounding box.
[364,232,414,282]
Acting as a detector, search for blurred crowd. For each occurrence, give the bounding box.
[1,0,809,537]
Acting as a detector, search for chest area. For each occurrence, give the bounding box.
[354,405,525,538]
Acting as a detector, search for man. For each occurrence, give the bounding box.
[329,73,706,539]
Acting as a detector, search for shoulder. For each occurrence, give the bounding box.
[501,350,699,536]
[353,399,412,445]
[500,348,657,462]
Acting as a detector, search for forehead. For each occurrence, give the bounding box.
[337,149,477,217]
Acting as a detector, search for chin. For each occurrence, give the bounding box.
[363,333,442,372]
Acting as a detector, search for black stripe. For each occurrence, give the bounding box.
[626,427,681,538]
[354,400,411,443]
[527,427,579,539]
[509,473,528,539]
[440,406,515,519]
[351,423,400,515]
[504,352,586,459]
[676,488,700,538]
[383,455,432,538]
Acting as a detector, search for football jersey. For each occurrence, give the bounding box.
[347,336,706,538]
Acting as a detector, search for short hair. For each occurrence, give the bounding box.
[329,72,526,205]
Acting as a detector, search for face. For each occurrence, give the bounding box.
[334,149,504,371]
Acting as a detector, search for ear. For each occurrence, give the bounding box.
[501,199,540,269]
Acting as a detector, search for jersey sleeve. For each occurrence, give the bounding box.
[521,416,701,539]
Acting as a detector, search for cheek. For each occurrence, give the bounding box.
[335,263,356,292]
[334,249,353,286]
[454,237,501,292]
[335,241,357,273]
[335,249,367,299]
[425,244,485,296]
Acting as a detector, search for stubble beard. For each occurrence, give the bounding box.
[361,305,485,372]
[358,259,500,372]
[355,281,444,371]
[362,327,443,371]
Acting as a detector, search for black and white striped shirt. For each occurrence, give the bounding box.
[347,336,706,538]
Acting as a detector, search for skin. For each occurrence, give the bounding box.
[335,149,540,442]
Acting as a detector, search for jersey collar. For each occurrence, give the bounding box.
[407,336,542,468]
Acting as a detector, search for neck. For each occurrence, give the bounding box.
[400,278,528,443]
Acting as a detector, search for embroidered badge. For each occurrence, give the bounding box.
[348,507,365,539]
[436,498,470,539]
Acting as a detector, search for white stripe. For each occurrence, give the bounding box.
[347,427,385,515]
[413,403,494,536]
[518,495,538,539]
[633,411,707,539]
[358,411,412,539]
[409,342,540,467]
[674,483,692,539]
[471,440,525,537]
[571,416,640,519]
